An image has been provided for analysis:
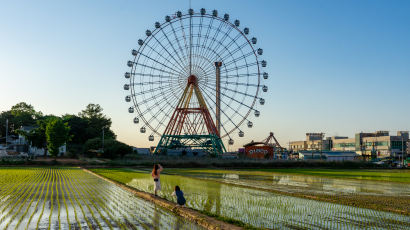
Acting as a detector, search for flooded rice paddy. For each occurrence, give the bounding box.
[0,168,203,230]
[92,168,410,230]
[165,169,410,197]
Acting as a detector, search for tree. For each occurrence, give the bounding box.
[10,102,42,127]
[62,114,88,144]
[78,104,105,119]
[18,115,58,157]
[45,118,71,157]
[1,102,43,138]
[79,104,116,140]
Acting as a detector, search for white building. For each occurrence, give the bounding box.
[17,126,66,156]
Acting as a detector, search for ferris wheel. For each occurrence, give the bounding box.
[124,8,268,153]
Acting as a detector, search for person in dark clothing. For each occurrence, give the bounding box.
[171,185,186,206]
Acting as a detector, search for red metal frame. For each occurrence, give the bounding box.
[163,75,219,137]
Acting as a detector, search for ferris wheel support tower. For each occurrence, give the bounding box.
[154,74,226,155]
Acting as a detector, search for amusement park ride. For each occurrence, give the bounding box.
[124,9,268,155]
[243,132,286,159]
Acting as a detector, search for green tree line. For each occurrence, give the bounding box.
[0,102,132,158]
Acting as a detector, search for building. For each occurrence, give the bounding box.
[407,141,410,166]
[16,126,66,156]
[289,133,331,152]
[299,150,358,161]
[407,140,410,156]
[360,132,407,159]
[243,142,273,159]
[289,140,306,152]
[332,137,355,151]
[133,147,151,155]
[306,133,324,141]
[291,131,409,160]
[353,131,407,159]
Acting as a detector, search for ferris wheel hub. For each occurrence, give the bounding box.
[187,75,198,85]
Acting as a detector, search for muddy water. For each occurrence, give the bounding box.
[92,168,410,230]
[0,168,204,230]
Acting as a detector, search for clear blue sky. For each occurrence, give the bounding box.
[1,0,409,149]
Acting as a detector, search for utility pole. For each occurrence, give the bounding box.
[102,128,105,153]
[320,133,323,160]
[5,119,8,147]
[311,142,314,160]
[402,136,404,167]
[361,140,365,161]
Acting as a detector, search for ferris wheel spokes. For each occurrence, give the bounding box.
[197,83,252,138]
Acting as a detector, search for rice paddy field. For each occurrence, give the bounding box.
[255,168,410,183]
[165,168,410,196]
[0,167,203,230]
[163,168,410,217]
[92,168,410,230]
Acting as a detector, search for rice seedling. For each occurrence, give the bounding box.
[57,169,70,229]
[165,168,410,216]
[0,168,203,230]
[25,168,50,230]
[92,168,410,230]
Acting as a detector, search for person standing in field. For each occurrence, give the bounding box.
[152,164,163,196]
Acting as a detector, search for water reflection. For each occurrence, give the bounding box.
[121,169,410,229]
[204,179,221,215]
[186,171,410,197]
[222,173,239,180]
[269,174,409,196]
[152,206,161,230]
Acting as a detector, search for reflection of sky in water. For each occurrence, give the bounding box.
[123,170,410,230]
[186,171,410,196]
[269,174,409,196]
[222,173,239,179]
[276,176,309,187]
